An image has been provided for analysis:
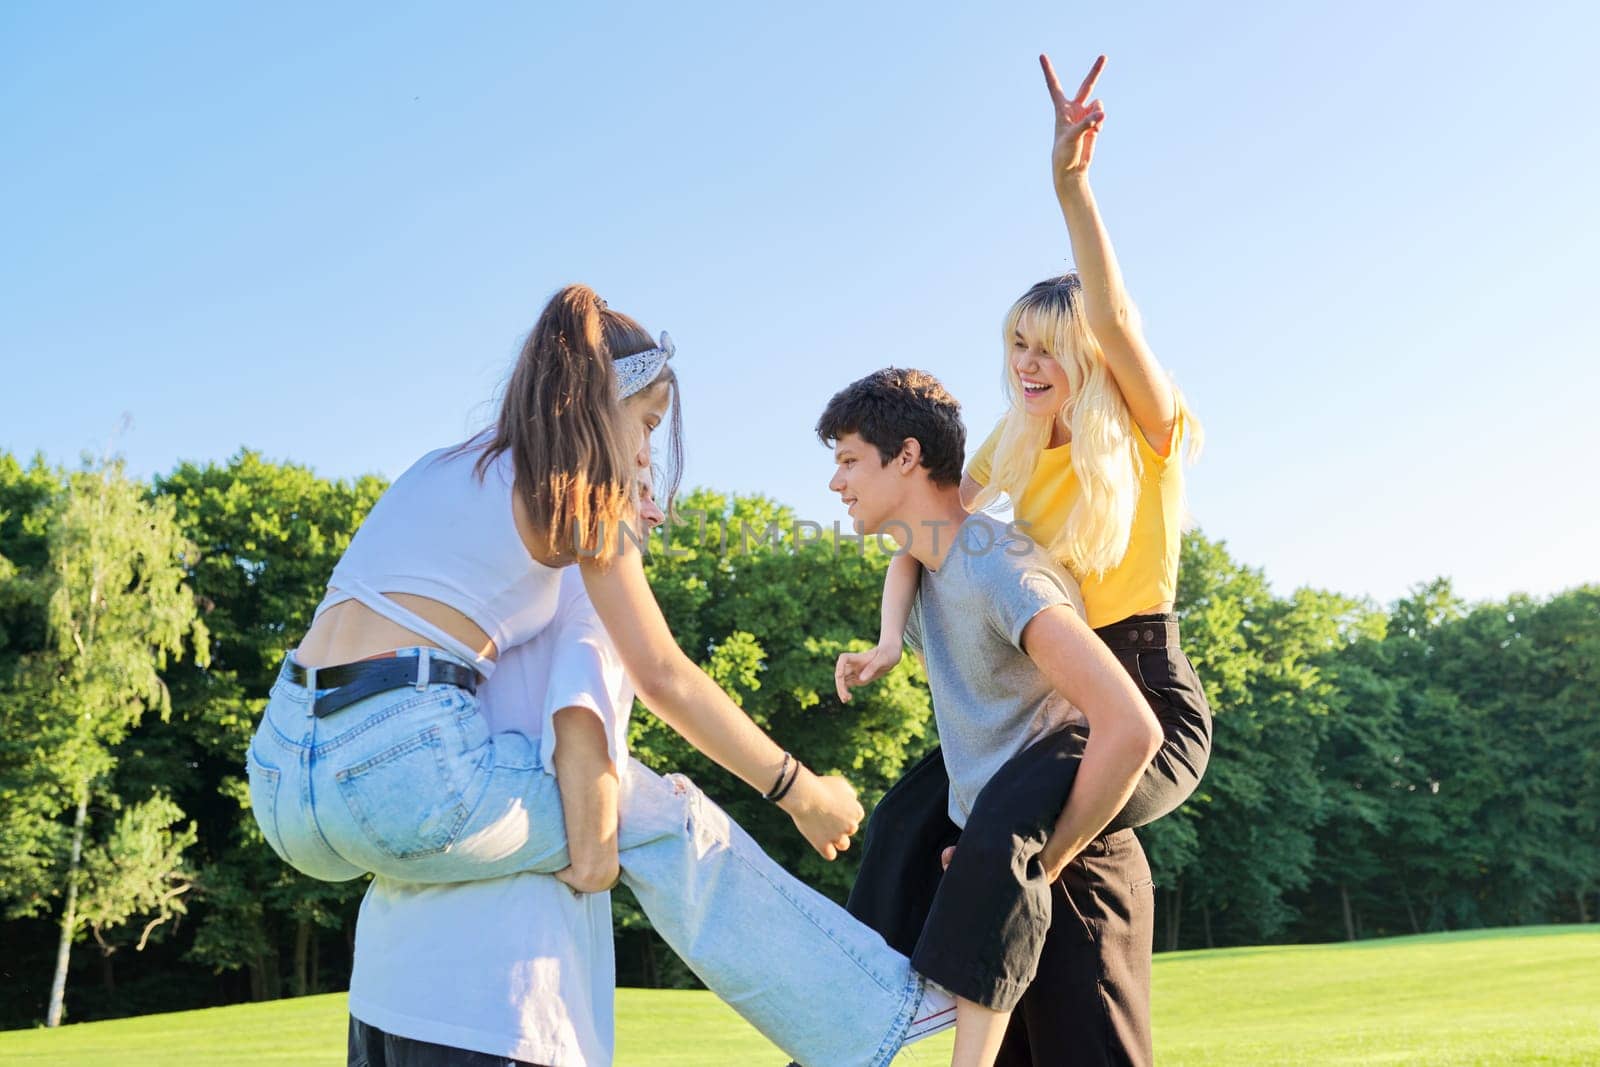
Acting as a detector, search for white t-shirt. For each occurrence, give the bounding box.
[348,568,634,1066]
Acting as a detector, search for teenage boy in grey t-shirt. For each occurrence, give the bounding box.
[900,512,1088,827]
[818,368,1163,1067]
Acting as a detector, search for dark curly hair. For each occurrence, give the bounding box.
[815,367,965,488]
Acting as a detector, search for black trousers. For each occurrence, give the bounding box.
[847,614,1209,1028]
[348,1017,547,1067]
[994,829,1154,1067]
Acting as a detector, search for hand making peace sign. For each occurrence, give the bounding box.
[1041,53,1106,189]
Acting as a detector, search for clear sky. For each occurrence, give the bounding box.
[4,1,1596,607]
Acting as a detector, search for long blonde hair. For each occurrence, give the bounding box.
[973,274,1202,578]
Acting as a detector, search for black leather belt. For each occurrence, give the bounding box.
[285,655,479,719]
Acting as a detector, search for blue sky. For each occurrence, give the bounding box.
[4,1,1596,607]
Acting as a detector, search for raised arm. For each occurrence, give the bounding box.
[578,546,863,859]
[1041,53,1178,455]
[1021,604,1162,878]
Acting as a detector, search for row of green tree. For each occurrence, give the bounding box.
[1,450,1595,1029]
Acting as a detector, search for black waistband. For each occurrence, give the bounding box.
[1094,612,1181,651]
[284,654,478,719]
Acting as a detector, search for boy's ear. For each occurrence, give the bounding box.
[898,437,923,472]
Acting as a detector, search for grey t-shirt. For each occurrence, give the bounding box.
[904,513,1087,827]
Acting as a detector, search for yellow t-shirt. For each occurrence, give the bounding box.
[966,418,1185,629]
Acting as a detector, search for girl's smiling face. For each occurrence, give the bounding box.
[1010,312,1071,421]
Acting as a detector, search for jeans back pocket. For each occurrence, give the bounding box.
[335,726,470,860]
[246,744,291,864]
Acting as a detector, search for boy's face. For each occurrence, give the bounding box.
[828,432,906,536]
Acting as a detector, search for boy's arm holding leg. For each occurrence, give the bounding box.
[542,574,626,894]
[551,706,621,893]
[1021,604,1162,880]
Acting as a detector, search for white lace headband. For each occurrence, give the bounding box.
[615,332,674,399]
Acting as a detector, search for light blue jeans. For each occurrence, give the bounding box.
[247,652,923,1067]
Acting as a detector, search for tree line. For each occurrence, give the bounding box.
[0,449,1594,1028]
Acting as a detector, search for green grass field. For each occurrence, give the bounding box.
[2,927,1595,1065]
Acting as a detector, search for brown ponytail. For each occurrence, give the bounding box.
[476,284,658,562]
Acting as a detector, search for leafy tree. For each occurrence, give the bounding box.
[0,459,208,1026]
[78,793,199,980]
[1154,533,1331,948]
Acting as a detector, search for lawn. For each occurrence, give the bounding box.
[1,926,1594,1065]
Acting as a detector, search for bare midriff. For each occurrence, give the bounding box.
[294,594,498,668]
